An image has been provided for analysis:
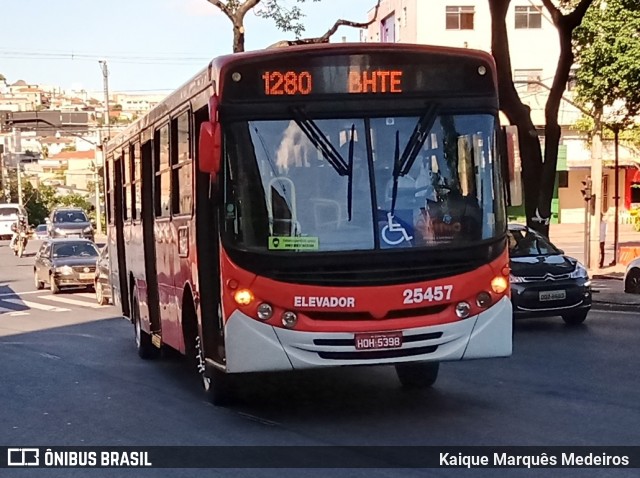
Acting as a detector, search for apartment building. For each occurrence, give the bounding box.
[363,0,635,223]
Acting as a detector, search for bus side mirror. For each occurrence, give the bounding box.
[501,125,523,207]
[198,121,222,177]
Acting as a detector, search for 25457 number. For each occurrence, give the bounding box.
[403,285,453,304]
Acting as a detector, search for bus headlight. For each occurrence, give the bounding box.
[233,289,254,306]
[281,311,298,328]
[491,276,508,293]
[476,292,492,308]
[257,303,273,321]
[455,301,471,318]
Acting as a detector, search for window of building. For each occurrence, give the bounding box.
[514,69,543,92]
[567,67,578,91]
[380,12,396,42]
[446,6,475,30]
[515,5,542,29]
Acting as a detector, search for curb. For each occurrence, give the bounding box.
[591,301,639,312]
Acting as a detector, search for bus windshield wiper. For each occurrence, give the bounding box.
[389,105,438,215]
[292,107,355,221]
[291,107,349,175]
[347,123,355,221]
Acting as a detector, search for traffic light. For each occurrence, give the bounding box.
[580,177,592,201]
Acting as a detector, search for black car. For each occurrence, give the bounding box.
[34,239,99,294]
[47,207,94,241]
[508,224,591,325]
[94,245,112,305]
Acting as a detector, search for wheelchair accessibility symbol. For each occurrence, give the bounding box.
[381,212,413,246]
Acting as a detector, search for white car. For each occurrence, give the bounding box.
[624,258,640,293]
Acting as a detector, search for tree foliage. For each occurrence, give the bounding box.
[573,0,640,124]
[5,172,94,225]
[205,0,381,52]
[489,0,594,236]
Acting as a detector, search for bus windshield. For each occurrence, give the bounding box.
[224,113,506,253]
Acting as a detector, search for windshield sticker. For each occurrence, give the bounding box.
[268,236,319,251]
[379,210,414,248]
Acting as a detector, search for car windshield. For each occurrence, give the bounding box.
[36,225,47,232]
[0,207,19,217]
[52,242,98,258]
[508,228,559,257]
[224,113,506,253]
[54,211,87,223]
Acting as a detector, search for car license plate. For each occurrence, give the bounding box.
[68,234,80,238]
[539,290,566,301]
[79,273,94,280]
[354,332,402,350]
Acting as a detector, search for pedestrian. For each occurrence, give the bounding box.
[599,213,607,268]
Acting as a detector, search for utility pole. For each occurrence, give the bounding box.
[588,122,604,269]
[13,127,23,206]
[94,129,103,235]
[612,126,620,265]
[99,60,110,138]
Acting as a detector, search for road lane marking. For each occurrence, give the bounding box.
[0,290,45,298]
[38,295,102,309]
[2,298,70,312]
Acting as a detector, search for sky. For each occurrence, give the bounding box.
[0,0,377,95]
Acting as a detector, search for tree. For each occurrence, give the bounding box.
[489,0,594,236]
[0,73,5,81]
[573,0,640,129]
[205,0,381,52]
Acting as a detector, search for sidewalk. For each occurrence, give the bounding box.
[548,222,640,311]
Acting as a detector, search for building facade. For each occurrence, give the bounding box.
[364,0,635,224]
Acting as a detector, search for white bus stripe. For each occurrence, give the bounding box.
[0,306,16,314]
[2,298,70,312]
[38,295,102,309]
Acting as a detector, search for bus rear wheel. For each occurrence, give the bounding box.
[395,362,439,389]
[132,292,159,360]
[203,362,236,407]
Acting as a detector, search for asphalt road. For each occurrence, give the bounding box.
[1,239,639,478]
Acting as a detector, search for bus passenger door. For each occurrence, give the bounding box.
[113,152,130,318]
[152,124,178,346]
[141,139,161,337]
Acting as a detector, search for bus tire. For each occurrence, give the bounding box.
[132,291,159,360]
[203,363,235,407]
[395,362,439,389]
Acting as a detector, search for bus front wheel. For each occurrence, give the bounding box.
[395,362,439,389]
[203,363,235,407]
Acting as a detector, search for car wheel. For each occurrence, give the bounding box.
[395,362,439,389]
[34,270,43,290]
[50,274,60,294]
[624,269,640,294]
[95,281,108,306]
[562,310,589,326]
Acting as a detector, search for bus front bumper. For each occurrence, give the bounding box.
[223,297,512,373]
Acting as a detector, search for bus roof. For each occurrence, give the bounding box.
[106,43,496,152]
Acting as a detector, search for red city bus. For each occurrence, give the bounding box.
[105,43,520,405]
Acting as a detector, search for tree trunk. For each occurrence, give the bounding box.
[233,24,245,53]
[489,0,545,233]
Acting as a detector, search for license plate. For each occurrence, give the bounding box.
[539,290,566,301]
[68,234,80,238]
[354,331,403,350]
[79,273,94,280]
